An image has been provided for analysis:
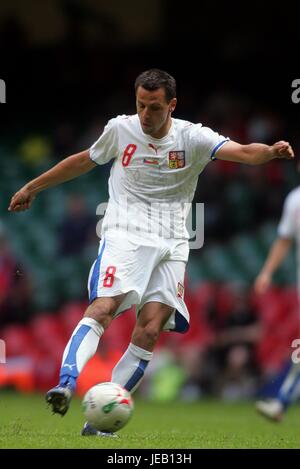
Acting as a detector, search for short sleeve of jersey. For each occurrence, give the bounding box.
[278,192,296,239]
[189,124,230,163]
[89,118,118,165]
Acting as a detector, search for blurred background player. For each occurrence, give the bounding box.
[197,284,262,400]
[255,180,300,421]
[8,69,294,437]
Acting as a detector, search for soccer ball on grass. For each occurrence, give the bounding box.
[82,382,134,432]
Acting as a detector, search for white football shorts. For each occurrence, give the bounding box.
[87,229,190,333]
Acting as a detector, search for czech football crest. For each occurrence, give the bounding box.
[168,151,185,169]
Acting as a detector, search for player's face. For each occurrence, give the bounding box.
[136,86,177,139]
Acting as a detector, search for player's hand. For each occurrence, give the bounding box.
[8,187,36,212]
[271,141,294,160]
[254,271,272,294]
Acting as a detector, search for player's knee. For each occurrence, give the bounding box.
[133,323,161,348]
[84,300,115,329]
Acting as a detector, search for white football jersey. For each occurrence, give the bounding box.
[89,114,229,240]
[278,186,300,289]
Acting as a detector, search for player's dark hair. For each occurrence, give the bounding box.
[135,69,176,103]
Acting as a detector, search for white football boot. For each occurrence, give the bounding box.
[255,399,284,422]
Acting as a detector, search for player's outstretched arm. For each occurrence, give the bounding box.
[254,237,293,294]
[216,140,294,165]
[8,150,97,212]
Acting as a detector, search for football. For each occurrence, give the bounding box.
[82,382,134,432]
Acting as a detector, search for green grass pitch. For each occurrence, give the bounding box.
[0,390,299,449]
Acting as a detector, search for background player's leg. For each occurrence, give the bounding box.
[256,361,300,421]
[278,361,300,407]
[111,301,173,393]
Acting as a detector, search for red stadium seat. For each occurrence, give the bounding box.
[1,324,34,357]
[29,313,66,360]
[59,301,87,339]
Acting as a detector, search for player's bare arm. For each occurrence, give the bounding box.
[254,237,293,294]
[8,150,97,212]
[216,140,294,165]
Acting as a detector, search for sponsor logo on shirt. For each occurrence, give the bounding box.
[168,151,185,169]
[148,143,159,154]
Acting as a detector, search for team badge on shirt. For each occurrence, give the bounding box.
[168,151,185,169]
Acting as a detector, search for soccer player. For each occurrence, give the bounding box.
[8,69,294,436]
[255,185,300,421]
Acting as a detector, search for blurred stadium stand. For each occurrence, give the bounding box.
[0,0,299,399]
[0,148,298,398]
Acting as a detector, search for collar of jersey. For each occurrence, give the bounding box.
[138,115,175,143]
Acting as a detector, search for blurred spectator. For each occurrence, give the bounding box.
[57,193,97,256]
[246,110,285,144]
[19,135,52,168]
[198,284,262,400]
[0,223,32,326]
